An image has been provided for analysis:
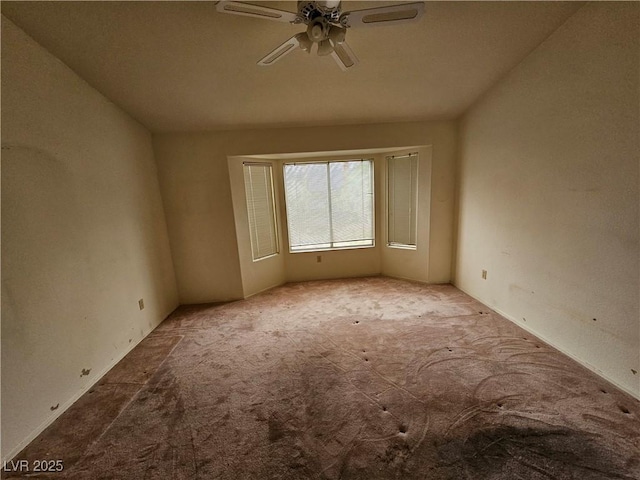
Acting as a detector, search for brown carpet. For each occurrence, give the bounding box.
[4,277,640,479]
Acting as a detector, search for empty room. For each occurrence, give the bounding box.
[1,1,638,478]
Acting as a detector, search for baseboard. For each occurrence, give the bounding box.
[380,273,453,286]
[381,273,428,284]
[454,286,639,401]
[242,281,286,299]
[1,304,177,463]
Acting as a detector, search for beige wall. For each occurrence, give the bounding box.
[154,121,457,302]
[455,3,639,397]
[1,16,178,460]
[153,133,245,303]
[228,157,286,298]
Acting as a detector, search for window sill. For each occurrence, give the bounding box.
[252,252,279,262]
[289,244,375,254]
[387,243,417,251]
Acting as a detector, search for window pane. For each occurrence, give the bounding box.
[387,154,418,247]
[283,163,331,251]
[244,163,278,260]
[329,160,374,244]
[284,159,374,252]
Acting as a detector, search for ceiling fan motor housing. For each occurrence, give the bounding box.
[298,1,341,24]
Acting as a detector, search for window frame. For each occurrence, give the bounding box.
[282,158,375,253]
[243,161,279,262]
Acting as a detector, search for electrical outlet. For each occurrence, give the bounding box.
[482,270,487,280]
[138,298,145,310]
[317,255,322,263]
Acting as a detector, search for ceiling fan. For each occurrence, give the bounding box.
[216,1,425,70]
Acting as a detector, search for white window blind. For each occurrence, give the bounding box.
[387,153,418,248]
[283,159,374,252]
[243,163,278,260]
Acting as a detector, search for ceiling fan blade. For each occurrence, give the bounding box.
[257,35,301,66]
[343,2,425,28]
[330,40,358,71]
[216,1,299,23]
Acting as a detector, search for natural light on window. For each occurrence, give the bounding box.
[243,162,278,261]
[387,153,418,248]
[283,159,374,252]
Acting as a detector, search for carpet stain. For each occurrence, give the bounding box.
[268,414,288,442]
[435,425,630,479]
[381,440,412,466]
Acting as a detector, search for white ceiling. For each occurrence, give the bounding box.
[1,1,583,132]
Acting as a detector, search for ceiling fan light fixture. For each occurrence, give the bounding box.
[307,18,328,42]
[328,26,346,45]
[295,32,313,52]
[317,39,333,56]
